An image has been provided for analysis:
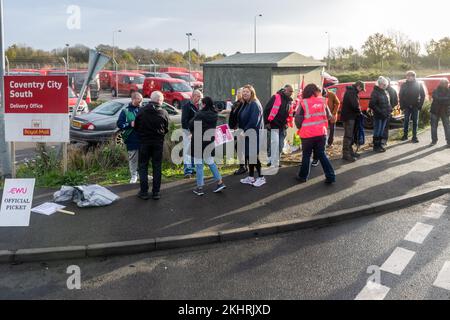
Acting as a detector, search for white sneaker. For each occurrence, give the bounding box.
[240,176,256,185]
[136,175,153,181]
[129,175,138,184]
[252,177,266,187]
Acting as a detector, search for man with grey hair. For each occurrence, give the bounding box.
[181,90,203,178]
[135,91,169,200]
[117,92,144,183]
[399,70,426,143]
[264,84,294,168]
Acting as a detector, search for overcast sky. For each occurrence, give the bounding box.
[3,0,450,59]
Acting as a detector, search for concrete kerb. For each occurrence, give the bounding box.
[4,186,450,264]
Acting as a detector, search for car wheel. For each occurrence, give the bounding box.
[172,100,180,109]
[112,88,117,97]
[363,113,374,129]
[113,132,124,146]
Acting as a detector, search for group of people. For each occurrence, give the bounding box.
[116,70,450,200]
[183,86,266,194]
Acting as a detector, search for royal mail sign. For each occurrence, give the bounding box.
[4,76,69,142]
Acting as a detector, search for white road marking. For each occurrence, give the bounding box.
[423,203,447,219]
[355,282,391,300]
[433,261,450,291]
[404,223,434,244]
[380,247,416,275]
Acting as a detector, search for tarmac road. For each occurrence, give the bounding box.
[1,195,449,300]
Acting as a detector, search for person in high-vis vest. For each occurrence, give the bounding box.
[117,92,144,184]
[295,84,336,184]
[263,85,294,168]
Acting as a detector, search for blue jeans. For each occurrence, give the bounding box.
[267,128,286,167]
[183,130,195,175]
[403,108,420,138]
[298,136,335,182]
[195,157,222,187]
[373,118,388,138]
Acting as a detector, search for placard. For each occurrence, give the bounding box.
[0,179,36,227]
[215,124,234,147]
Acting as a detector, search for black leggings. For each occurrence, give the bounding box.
[247,158,262,178]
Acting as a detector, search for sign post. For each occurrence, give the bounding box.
[0,0,12,178]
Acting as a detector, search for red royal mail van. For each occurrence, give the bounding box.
[143,77,193,109]
[326,81,403,128]
[99,70,114,90]
[164,72,203,90]
[111,72,145,97]
[398,77,446,98]
[426,73,450,82]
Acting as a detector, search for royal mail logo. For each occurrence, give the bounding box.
[8,188,28,195]
[23,128,51,136]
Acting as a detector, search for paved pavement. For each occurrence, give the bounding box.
[1,128,449,251]
[1,194,449,300]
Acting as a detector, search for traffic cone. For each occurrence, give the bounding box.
[86,87,92,104]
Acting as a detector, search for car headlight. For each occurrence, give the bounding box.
[181,93,191,99]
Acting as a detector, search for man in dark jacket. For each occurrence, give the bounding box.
[264,85,294,167]
[181,90,203,177]
[382,78,399,146]
[399,71,426,143]
[135,91,170,200]
[430,79,450,146]
[341,81,365,162]
[117,92,144,184]
[369,77,392,152]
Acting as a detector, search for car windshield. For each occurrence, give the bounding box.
[143,73,171,79]
[71,72,99,84]
[157,73,171,79]
[171,82,193,92]
[176,74,196,82]
[130,76,145,84]
[162,103,178,115]
[92,101,125,115]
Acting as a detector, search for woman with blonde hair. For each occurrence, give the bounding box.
[228,87,248,175]
[238,85,265,187]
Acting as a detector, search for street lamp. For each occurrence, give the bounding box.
[112,29,122,97]
[254,14,262,54]
[65,44,70,73]
[325,32,331,70]
[192,38,200,55]
[186,33,192,88]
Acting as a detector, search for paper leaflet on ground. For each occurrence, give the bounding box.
[31,202,66,216]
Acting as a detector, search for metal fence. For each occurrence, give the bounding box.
[8,61,202,72]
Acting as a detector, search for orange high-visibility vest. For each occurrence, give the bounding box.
[299,96,328,139]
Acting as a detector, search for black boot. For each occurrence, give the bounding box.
[234,164,248,175]
[374,137,386,153]
[373,137,380,152]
